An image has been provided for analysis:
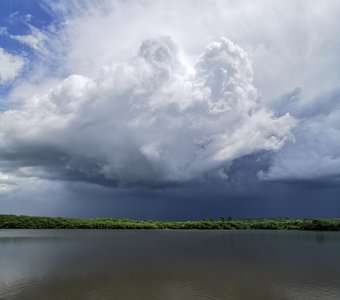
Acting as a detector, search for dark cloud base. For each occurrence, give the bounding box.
[2,152,339,220]
[2,179,340,220]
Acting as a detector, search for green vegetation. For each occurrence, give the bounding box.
[1,215,340,231]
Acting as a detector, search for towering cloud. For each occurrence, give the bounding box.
[0,37,294,185]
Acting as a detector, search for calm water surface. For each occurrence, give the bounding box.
[1,230,340,300]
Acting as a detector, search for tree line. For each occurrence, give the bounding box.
[1,214,340,231]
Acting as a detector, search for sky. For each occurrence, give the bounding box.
[0,0,340,220]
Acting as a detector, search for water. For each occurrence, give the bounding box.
[1,230,340,300]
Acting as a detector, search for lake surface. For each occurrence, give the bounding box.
[1,230,340,300]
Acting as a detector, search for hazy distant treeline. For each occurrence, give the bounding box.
[1,215,340,231]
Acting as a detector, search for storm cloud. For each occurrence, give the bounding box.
[0,37,294,186]
[1,0,340,218]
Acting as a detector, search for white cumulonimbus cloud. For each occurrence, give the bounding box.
[0,37,295,185]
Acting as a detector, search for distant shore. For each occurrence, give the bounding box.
[1,214,340,231]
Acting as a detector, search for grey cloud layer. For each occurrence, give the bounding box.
[261,88,340,182]
[0,37,294,185]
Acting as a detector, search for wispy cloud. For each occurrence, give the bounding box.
[9,24,48,53]
[0,48,25,85]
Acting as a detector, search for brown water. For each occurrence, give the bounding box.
[0,230,340,300]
